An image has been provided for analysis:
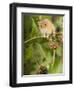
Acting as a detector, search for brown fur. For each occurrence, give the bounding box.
[38,19,55,37]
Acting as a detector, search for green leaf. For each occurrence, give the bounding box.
[48,57,63,74]
[24,16,32,41]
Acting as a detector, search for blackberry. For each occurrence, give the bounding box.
[38,65,48,74]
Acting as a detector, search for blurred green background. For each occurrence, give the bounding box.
[22,14,63,75]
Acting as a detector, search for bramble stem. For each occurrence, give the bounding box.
[24,36,48,44]
[52,49,56,67]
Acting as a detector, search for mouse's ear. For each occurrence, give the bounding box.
[44,19,49,21]
[43,19,49,24]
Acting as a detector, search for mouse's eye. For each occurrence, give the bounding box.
[44,23,46,26]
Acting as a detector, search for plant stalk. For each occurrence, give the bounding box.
[24,36,48,44]
[52,49,56,67]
